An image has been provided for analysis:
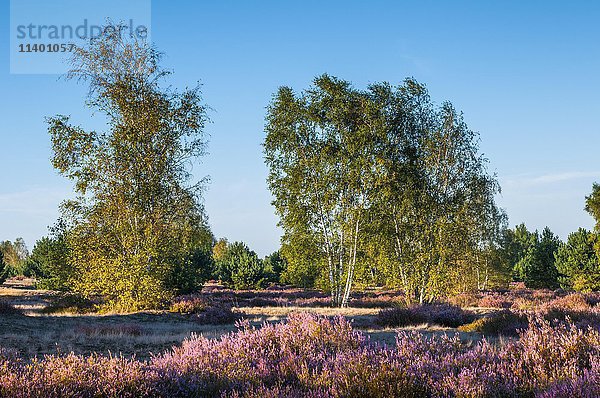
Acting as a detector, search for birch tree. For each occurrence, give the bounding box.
[264,75,375,307]
[372,80,504,303]
[265,75,503,304]
[48,24,211,310]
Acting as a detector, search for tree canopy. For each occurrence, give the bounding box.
[555,228,600,291]
[264,75,504,305]
[47,25,212,310]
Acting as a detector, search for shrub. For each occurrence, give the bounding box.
[375,304,474,328]
[215,242,266,290]
[477,294,513,309]
[169,295,211,314]
[459,310,528,336]
[447,292,480,307]
[169,294,241,324]
[542,293,591,312]
[195,303,241,325]
[0,314,599,397]
[423,303,476,327]
[349,291,404,308]
[555,228,600,291]
[375,306,427,327]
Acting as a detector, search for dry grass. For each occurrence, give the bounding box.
[0,310,241,359]
[0,286,488,359]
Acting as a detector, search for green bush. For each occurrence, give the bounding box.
[459,310,528,336]
[214,241,266,289]
[263,251,287,283]
[29,234,71,290]
[169,295,210,314]
[555,228,600,291]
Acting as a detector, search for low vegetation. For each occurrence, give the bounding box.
[1,311,599,397]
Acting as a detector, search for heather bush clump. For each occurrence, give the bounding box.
[198,286,403,309]
[151,313,368,396]
[375,304,475,328]
[375,306,427,327]
[0,314,599,397]
[459,309,529,336]
[542,293,592,312]
[169,294,241,324]
[0,353,152,398]
[447,292,480,307]
[477,294,513,309]
[195,303,241,325]
[170,295,211,314]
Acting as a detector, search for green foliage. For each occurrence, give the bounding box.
[0,238,29,277]
[41,294,96,314]
[165,228,215,295]
[264,75,376,306]
[458,310,528,336]
[555,228,600,291]
[585,183,600,232]
[278,230,323,289]
[502,225,561,289]
[263,251,286,283]
[24,223,72,290]
[212,238,228,263]
[214,241,266,289]
[503,224,537,282]
[47,25,211,311]
[264,75,504,305]
[0,251,7,284]
[524,227,561,289]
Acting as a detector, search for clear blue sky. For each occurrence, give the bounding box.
[1,1,599,256]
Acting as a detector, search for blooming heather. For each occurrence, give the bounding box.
[1,313,599,397]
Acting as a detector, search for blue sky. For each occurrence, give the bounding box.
[1,1,599,256]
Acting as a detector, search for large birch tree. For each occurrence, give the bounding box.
[48,25,211,310]
[265,75,504,305]
[264,75,376,307]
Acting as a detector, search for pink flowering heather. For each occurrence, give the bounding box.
[376,303,475,328]
[169,294,241,324]
[1,313,599,397]
[195,286,403,308]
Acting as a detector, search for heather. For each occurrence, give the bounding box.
[198,285,404,309]
[1,313,599,397]
[459,310,529,336]
[448,288,600,312]
[375,303,476,328]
